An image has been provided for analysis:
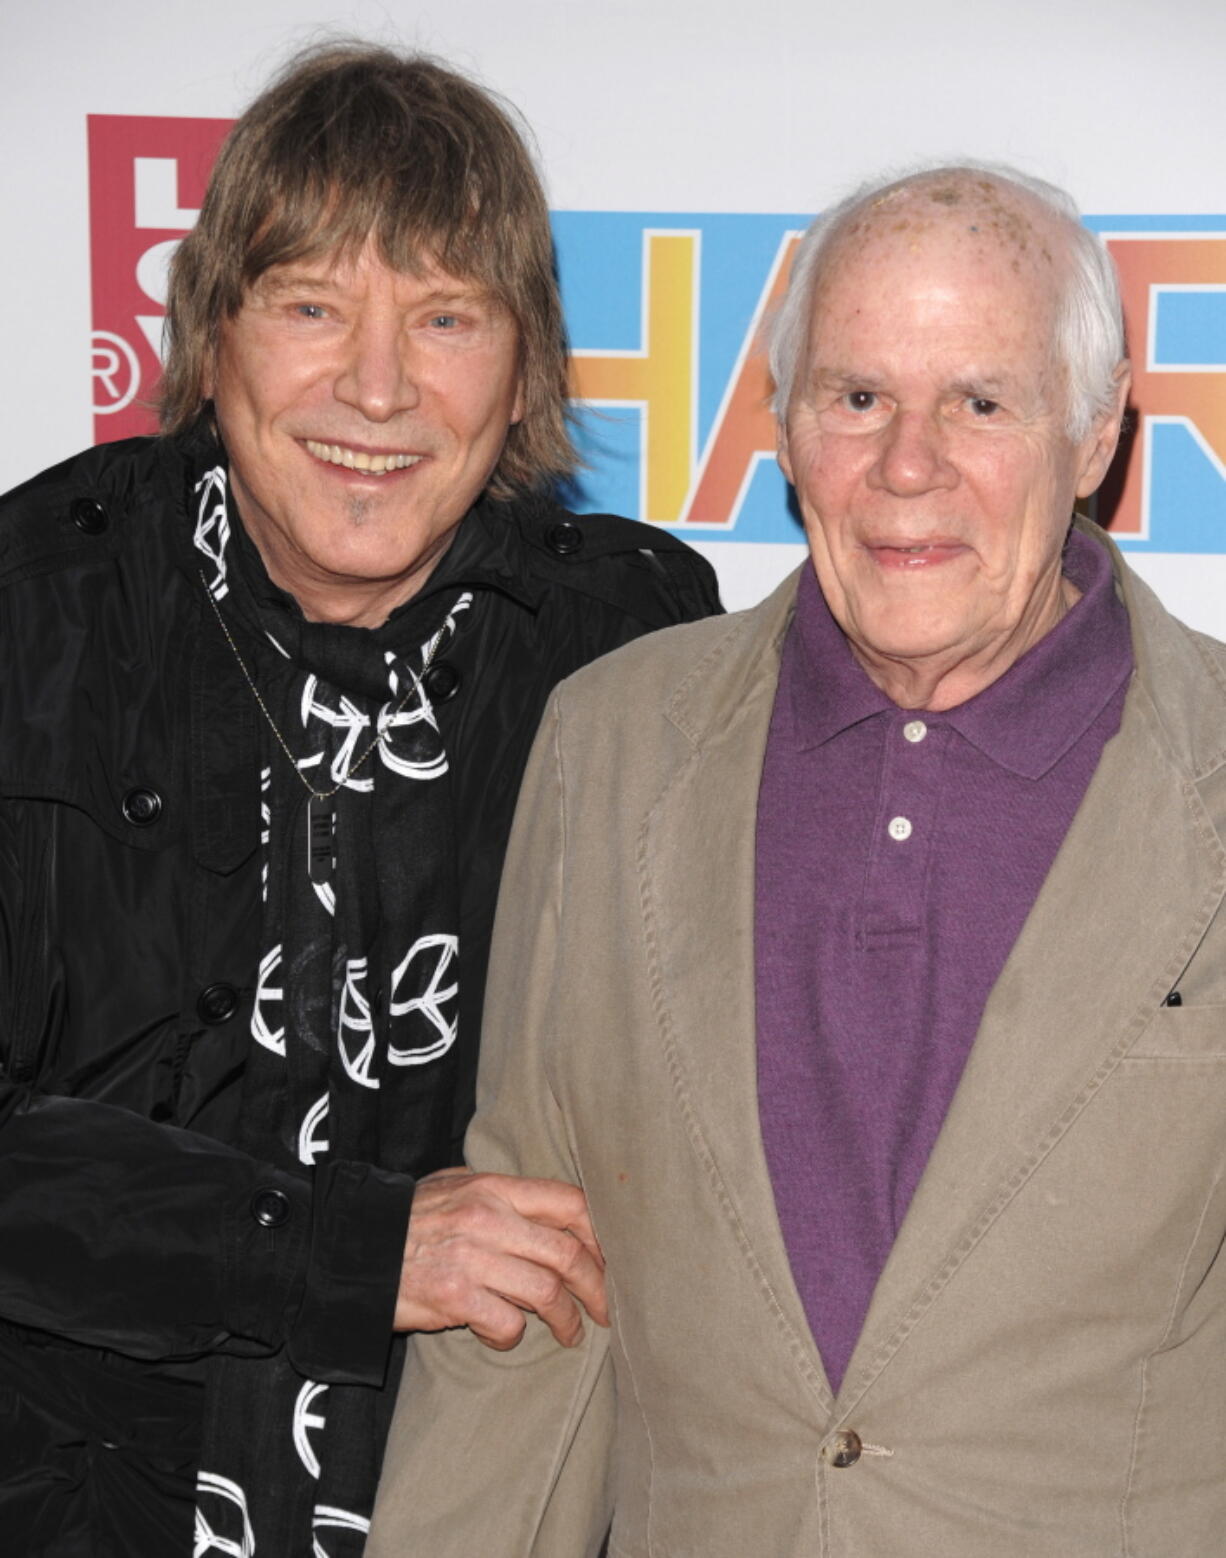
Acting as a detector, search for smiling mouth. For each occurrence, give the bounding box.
[303,439,424,475]
[868,542,968,569]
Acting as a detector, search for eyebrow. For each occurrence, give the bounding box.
[808,369,887,394]
[949,375,1016,399]
[255,272,491,309]
[255,271,346,299]
[418,290,489,308]
[810,367,1020,396]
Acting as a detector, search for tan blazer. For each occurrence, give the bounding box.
[370,524,1226,1558]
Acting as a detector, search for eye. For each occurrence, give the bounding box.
[843,390,878,412]
[294,303,328,320]
[968,396,1000,417]
[429,313,460,329]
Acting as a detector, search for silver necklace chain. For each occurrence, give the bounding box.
[200,571,443,802]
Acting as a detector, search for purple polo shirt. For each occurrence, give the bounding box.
[755,529,1133,1392]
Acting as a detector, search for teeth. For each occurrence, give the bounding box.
[305,440,422,475]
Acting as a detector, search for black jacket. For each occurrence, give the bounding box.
[0,433,720,1552]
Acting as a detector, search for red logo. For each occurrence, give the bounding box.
[88,115,232,443]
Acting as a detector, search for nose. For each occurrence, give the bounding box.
[867,409,958,496]
[333,309,419,423]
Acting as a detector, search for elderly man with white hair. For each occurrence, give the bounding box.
[369,163,1226,1557]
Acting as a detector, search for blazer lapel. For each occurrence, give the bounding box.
[640,572,835,1407]
[840,555,1226,1409]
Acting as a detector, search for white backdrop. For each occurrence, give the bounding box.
[5,0,1226,618]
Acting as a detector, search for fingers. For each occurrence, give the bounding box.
[474,1248,586,1349]
[395,1170,609,1348]
[501,1214,608,1332]
[488,1176,604,1270]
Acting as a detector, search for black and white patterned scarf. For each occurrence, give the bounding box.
[190,460,470,1556]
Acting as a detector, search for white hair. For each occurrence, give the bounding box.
[767,161,1126,440]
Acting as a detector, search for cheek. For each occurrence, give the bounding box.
[212,354,271,439]
[788,430,840,499]
[219,331,331,432]
[974,457,1069,583]
[453,374,520,452]
[966,443,1050,517]
[798,452,867,539]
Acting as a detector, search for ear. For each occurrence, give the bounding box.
[776,416,795,487]
[1074,360,1131,500]
[510,373,525,427]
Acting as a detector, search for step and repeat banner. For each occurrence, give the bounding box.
[6,0,1226,619]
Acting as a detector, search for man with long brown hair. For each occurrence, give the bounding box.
[0,42,718,1556]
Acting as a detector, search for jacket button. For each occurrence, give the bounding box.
[823,1429,862,1468]
[197,982,239,1025]
[250,1188,291,1229]
[121,787,162,826]
[423,661,461,703]
[1164,990,1183,1007]
[70,497,109,535]
[545,521,583,556]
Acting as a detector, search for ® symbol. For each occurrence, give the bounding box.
[91,330,141,415]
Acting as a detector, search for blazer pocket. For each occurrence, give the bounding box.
[1127,1004,1226,1060]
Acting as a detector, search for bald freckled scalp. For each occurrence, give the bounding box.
[843,174,1057,265]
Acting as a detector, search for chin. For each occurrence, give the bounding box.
[871,638,958,664]
[326,553,428,587]
[858,604,960,650]
[313,519,436,569]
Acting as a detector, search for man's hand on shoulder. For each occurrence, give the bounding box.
[395,1168,609,1350]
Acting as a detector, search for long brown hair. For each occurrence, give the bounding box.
[160,42,574,496]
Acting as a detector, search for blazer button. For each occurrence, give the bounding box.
[70,497,109,534]
[197,982,239,1025]
[250,1188,291,1228]
[121,787,163,826]
[545,521,583,556]
[423,661,461,703]
[823,1429,863,1468]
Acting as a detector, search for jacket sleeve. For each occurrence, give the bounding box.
[368,695,615,1558]
[0,1080,412,1383]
